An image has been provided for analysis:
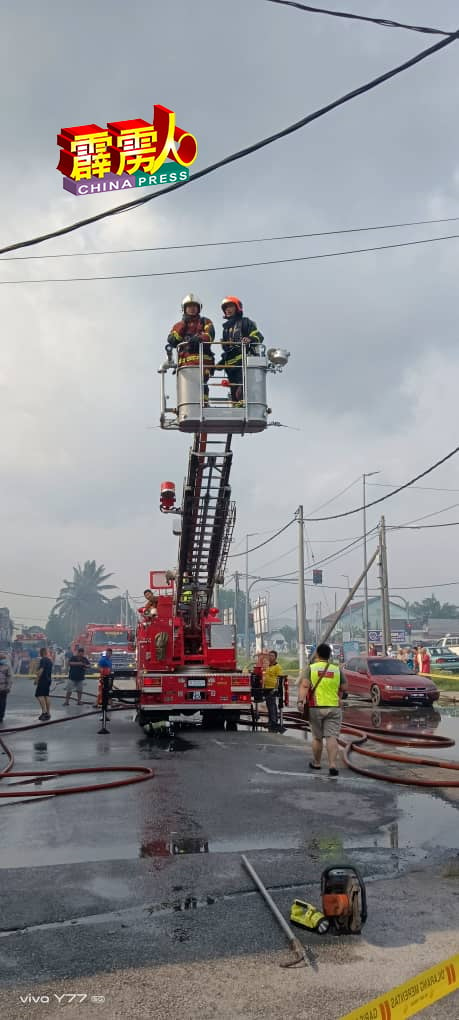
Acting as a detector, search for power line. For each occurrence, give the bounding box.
[369,482,459,494]
[0,588,57,600]
[264,1,450,38]
[305,476,361,517]
[304,445,459,521]
[391,501,459,528]
[4,230,459,285]
[3,215,459,263]
[228,518,296,558]
[1,29,458,257]
[392,521,459,531]
[228,447,459,561]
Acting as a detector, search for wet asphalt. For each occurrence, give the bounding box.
[0,677,458,1017]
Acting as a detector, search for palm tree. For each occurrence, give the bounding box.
[54,561,117,638]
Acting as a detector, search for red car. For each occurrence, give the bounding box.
[343,655,439,706]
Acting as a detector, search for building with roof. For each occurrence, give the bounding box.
[323,596,409,640]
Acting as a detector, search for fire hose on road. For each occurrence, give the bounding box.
[240,708,459,787]
[1,690,458,800]
[0,690,154,801]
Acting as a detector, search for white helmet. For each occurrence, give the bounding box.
[181,293,202,314]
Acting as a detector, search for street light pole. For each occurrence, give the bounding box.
[363,471,380,653]
[244,531,263,662]
[245,535,250,662]
[296,505,306,674]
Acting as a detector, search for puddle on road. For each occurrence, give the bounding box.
[345,790,458,852]
[137,734,197,757]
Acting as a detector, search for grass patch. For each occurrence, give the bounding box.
[434,676,459,692]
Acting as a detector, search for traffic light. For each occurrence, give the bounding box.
[312,569,323,585]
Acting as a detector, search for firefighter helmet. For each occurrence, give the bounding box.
[181,293,202,314]
[221,295,243,314]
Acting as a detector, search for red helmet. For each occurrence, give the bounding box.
[221,295,242,314]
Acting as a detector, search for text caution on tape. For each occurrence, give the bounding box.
[340,953,458,1020]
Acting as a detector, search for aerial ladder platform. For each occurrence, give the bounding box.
[132,340,290,728]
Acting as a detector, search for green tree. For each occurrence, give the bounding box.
[408,595,459,623]
[278,625,297,650]
[52,560,117,641]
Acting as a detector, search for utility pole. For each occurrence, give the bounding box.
[363,471,380,652]
[297,505,306,673]
[378,516,391,652]
[234,571,239,640]
[245,536,250,662]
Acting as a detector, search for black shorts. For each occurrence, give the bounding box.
[35,678,51,697]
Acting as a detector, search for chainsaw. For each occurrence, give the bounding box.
[290,865,367,936]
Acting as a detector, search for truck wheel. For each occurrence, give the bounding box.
[201,711,225,730]
[370,685,382,706]
[225,712,240,731]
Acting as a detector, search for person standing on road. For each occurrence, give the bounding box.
[262,650,283,733]
[0,649,13,723]
[53,647,65,675]
[64,646,90,706]
[35,646,53,721]
[98,648,113,717]
[420,647,431,675]
[297,642,346,778]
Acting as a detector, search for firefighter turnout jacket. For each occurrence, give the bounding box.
[167,315,215,368]
[218,313,264,368]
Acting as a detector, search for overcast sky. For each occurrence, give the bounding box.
[1,0,459,632]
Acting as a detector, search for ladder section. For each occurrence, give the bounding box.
[177,433,235,611]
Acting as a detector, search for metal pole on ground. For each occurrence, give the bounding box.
[241,855,306,967]
[319,546,379,647]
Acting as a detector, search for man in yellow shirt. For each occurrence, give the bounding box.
[262,650,283,732]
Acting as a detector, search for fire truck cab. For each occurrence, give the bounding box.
[136,573,251,727]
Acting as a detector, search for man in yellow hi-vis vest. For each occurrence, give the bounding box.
[297,642,346,778]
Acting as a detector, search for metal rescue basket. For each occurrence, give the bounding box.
[159,341,290,435]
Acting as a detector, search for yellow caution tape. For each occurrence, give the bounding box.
[340,953,458,1020]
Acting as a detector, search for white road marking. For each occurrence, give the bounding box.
[256,764,311,777]
[211,739,227,748]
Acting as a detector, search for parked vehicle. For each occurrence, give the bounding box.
[423,646,459,674]
[72,624,136,672]
[440,635,459,656]
[343,655,439,706]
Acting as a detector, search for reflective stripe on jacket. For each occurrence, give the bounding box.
[309,660,341,707]
[219,315,263,366]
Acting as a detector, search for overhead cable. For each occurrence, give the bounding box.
[391,521,459,531]
[1,29,458,257]
[3,214,459,262]
[0,588,57,599]
[304,445,459,521]
[4,229,459,285]
[228,518,296,558]
[264,1,451,38]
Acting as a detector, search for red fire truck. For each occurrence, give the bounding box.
[72,623,136,672]
[129,339,291,729]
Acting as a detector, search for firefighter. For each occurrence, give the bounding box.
[216,296,264,406]
[180,573,193,606]
[143,589,158,619]
[166,294,215,401]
